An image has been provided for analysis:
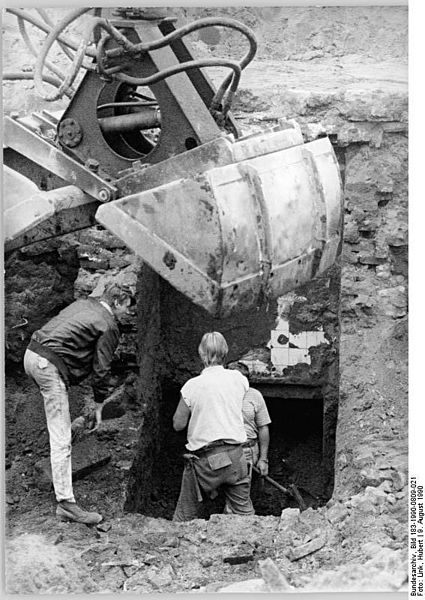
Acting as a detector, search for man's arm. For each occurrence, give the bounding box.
[90,327,119,429]
[173,394,191,431]
[92,328,119,404]
[257,424,270,476]
[252,389,271,476]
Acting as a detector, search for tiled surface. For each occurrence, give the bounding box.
[271,346,289,366]
[269,319,328,372]
[290,331,307,349]
[270,330,289,347]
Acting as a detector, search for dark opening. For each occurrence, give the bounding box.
[251,394,327,516]
[98,83,160,159]
[142,381,330,519]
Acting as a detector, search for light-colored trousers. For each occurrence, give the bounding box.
[24,349,75,502]
[222,442,259,517]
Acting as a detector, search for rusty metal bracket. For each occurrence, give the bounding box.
[3,116,117,202]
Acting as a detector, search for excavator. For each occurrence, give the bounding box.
[3,7,344,317]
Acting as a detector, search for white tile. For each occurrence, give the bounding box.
[270,330,289,347]
[271,347,289,367]
[274,319,289,335]
[302,349,311,364]
[305,331,318,348]
[290,331,307,349]
[286,350,298,366]
[288,348,308,365]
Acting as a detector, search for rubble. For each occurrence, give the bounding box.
[326,502,349,524]
[288,534,327,561]
[222,543,255,564]
[259,557,293,591]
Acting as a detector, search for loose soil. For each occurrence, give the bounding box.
[3,6,408,594]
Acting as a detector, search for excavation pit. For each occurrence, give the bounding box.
[135,380,333,519]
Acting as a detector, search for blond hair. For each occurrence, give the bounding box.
[198,332,228,367]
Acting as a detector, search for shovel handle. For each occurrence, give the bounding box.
[252,465,307,510]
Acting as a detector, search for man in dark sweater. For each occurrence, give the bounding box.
[24,283,135,524]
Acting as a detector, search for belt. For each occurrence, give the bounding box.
[242,438,258,448]
[192,440,240,457]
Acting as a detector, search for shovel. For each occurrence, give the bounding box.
[252,465,307,511]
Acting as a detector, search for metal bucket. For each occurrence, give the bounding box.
[97,126,343,317]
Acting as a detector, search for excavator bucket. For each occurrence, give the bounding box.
[96,123,343,317]
[4,121,343,317]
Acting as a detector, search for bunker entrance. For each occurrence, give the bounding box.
[141,381,331,519]
[251,389,328,516]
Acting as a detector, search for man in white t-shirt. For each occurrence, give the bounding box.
[172,332,255,521]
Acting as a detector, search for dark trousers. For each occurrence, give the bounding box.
[173,443,254,521]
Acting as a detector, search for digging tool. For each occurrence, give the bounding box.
[71,384,128,438]
[252,465,307,511]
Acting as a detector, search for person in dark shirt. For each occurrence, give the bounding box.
[24,282,135,524]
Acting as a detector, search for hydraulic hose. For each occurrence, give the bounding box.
[105,16,257,70]
[3,71,74,97]
[17,14,67,84]
[33,12,139,101]
[5,8,97,57]
[36,8,74,61]
[34,8,96,101]
[109,58,241,94]
[96,32,113,80]
[104,16,257,111]
[8,8,256,113]
[92,17,243,105]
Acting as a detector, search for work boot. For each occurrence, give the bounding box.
[56,500,102,525]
